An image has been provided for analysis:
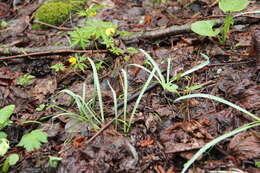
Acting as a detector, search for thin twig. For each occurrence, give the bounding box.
[85,118,114,145]
[0,49,107,60]
[34,20,74,31]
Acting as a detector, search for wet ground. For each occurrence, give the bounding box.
[0,0,259,172]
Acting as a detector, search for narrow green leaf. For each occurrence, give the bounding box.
[174,94,260,121]
[127,68,156,133]
[181,53,210,77]
[181,121,260,173]
[88,58,105,122]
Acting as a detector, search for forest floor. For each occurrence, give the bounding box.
[0,0,259,173]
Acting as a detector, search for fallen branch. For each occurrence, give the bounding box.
[0,16,258,59]
[122,16,259,42]
[0,46,107,60]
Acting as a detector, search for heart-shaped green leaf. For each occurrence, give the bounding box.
[191,20,220,37]
[0,105,15,125]
[219,0,249,13]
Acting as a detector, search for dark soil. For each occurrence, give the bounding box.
[0,0,259,173]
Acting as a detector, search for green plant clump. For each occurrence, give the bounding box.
[33,1,74,29]
[191,0,250,44]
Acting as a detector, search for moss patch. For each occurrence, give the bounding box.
[33,0,87,29]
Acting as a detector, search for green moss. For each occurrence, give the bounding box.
[33,0,87,29]
[34,2,73,28]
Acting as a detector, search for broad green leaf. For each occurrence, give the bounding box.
[17,129,48,152]
[7,154,19,165]
[219,0,249,13]
[0,105,15,125]
[0,131,7,138]
[191,20,220,37]
[0,138,9,156]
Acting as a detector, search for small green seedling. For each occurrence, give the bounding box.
[17,129,48,152]
[255,161,260,168]
[149,0,167,4]
[48,156,62,168]
[127,47,139,54]
[36,104,46,112]
[69,19,123,54]
[0,21,7,28]
[50,63,65,72]
[78,4,104,17]
[191,0,249,44]
[2,154,19,173]
[68,55,87,72]
[17,74,35,86]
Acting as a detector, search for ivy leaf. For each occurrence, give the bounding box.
[17,129,48,152]
[219,0,249,13]
[191,20,220,37]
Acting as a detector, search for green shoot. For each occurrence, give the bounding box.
[174,94,260,121]
[17,74,35,86]
[130,49,209,95]
[107,81,119,130]
[68,55,87,72]
[191,0,249,44]
[88,58,105,122]
[2,154,19,173]
[48,156,62,168]
[54,86,101,130]
[180,121,260,173]
[174,93,260,172]
[69,20,123,54]
[126,68,156,133]
[78,4,104,17]
[121,69,129,133]
[36,104,46,112]
[50,63,65,72]
[127,47,139,54]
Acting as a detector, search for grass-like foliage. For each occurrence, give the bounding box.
[174,94,260,172]
[130,49,209,94]
[175,94,260,121]
[50,57,106,130]
[88,58,105,122]
[181,121,260,173]
[52,87,101,130]
[2,153,19,173]
[107,68,156,133]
